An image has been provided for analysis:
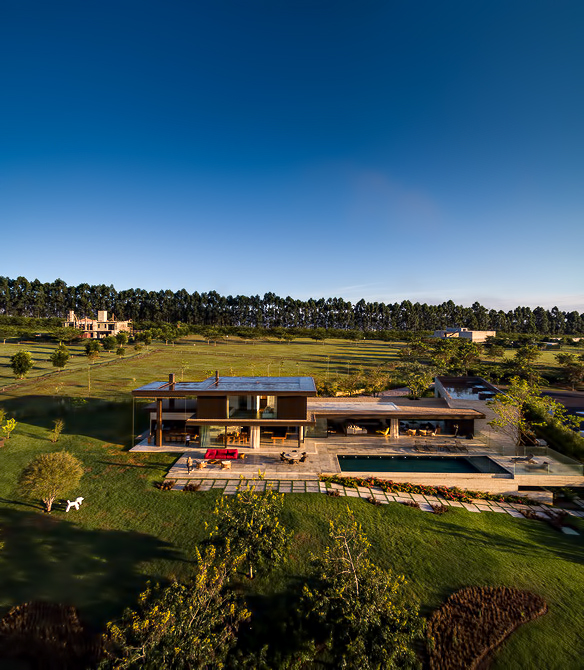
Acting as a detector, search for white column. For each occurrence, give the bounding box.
[390,418,399,439]
[250,426,260,450]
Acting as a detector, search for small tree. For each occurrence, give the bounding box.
[10,350,34,379]
[401,362,434,399]
[115,331,128,346]
[2,418,17,439]
[19,451,83,513]
[302,509,424,669]
[49,419,65,443]
[102,336,118,351]
[488,377,580,446]
[116,346,126,358]
[208,479,292,580]
[85,340,101,359]
[50,343,70,371]
[100,545,250,669]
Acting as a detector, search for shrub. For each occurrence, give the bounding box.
[427,586,547,670]
[403,500,420,509]
[183,482,201,492]
[156,480,175,491]
[431,503,449,514]
[0,601,102,669]
[326,489,341,497]
[366,496,382,506]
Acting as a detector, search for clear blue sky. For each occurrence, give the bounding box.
[1,1,583,311]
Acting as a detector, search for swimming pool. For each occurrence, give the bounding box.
[338,455,508,474]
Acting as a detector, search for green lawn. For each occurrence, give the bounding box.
[0,337,404,400]
[0,400,582,668]
[3,337,581,403]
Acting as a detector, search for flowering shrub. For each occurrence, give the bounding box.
[319,475,536,505]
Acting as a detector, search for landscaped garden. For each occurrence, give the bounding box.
[0,338,583,667]
[0,393,581,667]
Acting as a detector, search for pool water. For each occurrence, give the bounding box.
[338,455,508,474]
[441,385,496,400]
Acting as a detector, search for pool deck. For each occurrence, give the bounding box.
[132,434,584,496]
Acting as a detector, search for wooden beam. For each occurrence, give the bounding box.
[156,398,163,447]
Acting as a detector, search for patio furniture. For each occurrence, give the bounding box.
[221,460,232,470]
[406,429,416,437]
[299,452,308,463]
[525,460,550,471]
[204,448,238,460]
[376,427,390,436]
[196,461,207,470]
[283,451,301,463]
[510,453,535,463]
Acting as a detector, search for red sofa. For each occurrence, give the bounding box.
[204,448,238,460]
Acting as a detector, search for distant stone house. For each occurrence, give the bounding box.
[432,327,496,343]
[63,310,132,339]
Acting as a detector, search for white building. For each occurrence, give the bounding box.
[432,327,496,343]
[64,310,132,339]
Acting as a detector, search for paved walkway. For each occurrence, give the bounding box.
[166,477,584,528]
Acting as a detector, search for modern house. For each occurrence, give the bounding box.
[132,373,485,448]
[432,327,496,343]
[64,310,132,339]
[132,373,317,449]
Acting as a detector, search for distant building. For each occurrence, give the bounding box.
[432,327,496,343]
[64,310,132,339]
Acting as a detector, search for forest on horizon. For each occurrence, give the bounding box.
[0,275,582,335]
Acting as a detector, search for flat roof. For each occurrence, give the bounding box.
[132,375,317,397]
[308,397,484,420]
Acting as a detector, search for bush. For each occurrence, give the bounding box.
[431,503,449,514]
[403,500,420,509]
[427,586,547,670]
[156,480,175,491]
[0,601,102,669]
[183,482,201,492]
[366,496,382,506]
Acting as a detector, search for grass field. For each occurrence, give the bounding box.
[0,401,582,668]
[2,336,582,402]
[1,338,583,667]
[0,337,404,400]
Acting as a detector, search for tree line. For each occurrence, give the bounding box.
[1,275,583,334]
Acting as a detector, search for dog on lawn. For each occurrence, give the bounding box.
[65,497,84,512]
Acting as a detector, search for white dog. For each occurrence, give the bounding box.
[65,497,84,512]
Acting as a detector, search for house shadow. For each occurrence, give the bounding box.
[0,508,181,630]
[2,396,143,448]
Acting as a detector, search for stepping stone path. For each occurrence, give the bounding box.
[164,480,584,526]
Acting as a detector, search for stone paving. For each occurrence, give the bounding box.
[165,476,584,527]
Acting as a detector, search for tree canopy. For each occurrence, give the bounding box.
[10,350,34,378]
[302,509,424,669]
[19,451,83,513]
[100,545,250,669]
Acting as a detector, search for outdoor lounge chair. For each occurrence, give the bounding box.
[525,461,550,470]
[376,427,390,436]
[511,453,535,463]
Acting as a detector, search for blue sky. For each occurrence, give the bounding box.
[1,1,583,311]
